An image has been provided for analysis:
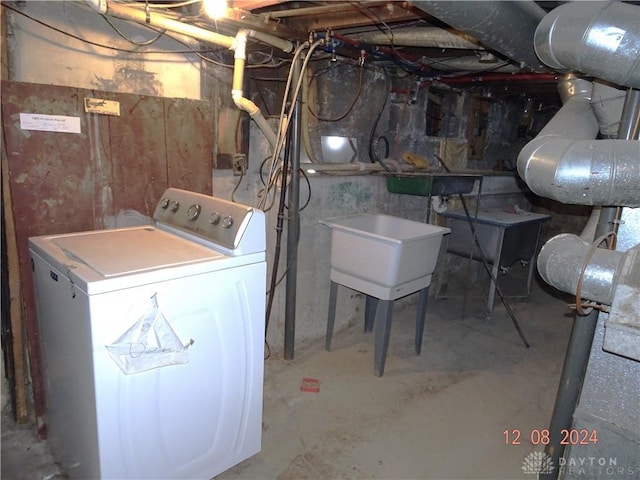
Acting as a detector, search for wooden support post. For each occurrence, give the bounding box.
[2,148,28,423]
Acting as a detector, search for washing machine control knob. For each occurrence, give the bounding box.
[221,216,234,229]
[186,204,201,221]
[209,212,221,225]
[169,201,180,212]
[159,198,170,209]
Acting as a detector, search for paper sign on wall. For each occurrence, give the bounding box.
[84,98,121,116]
[19,113,81,134]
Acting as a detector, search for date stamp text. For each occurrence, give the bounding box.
[504,428,599,446]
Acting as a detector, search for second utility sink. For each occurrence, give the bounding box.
[385,173,480,196]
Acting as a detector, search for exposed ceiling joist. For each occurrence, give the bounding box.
[215,6,305,40]
[229,0,291,10]
[229,1,421,33]
[288,2,419,33]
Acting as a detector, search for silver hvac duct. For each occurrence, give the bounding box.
[537,234,627,306]
[517,1,640,304]
[517,75,640,207]
[412,1,548,71]
[535,1,640,90]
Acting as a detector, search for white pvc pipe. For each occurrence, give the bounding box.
[231,30,278,148]
[104,3,286,149]
[106,2,235,49]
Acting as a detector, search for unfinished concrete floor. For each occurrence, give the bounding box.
[2,277,573,480]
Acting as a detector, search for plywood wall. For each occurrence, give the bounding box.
[1,81,213,431]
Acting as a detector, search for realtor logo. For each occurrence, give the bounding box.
[522,451,555,475]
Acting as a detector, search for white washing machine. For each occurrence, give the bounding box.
[29,188,266,479]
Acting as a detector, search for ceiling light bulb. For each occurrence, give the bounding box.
[204,0,228,19]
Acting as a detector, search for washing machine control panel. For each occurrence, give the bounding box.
[153,188,258,252]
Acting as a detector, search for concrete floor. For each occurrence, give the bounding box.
[1,275,573,480]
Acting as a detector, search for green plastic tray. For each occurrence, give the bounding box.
[386,174,479,196]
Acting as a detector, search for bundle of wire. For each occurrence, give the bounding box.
[257,39,325,211]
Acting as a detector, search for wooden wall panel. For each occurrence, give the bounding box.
[164,97,213,195]
[2,82,96,430]
[2,83,96,237]
[108,95,168,217]
[1,81,214,430]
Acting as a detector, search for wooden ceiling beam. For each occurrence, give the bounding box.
[290,3,420,33]
[230,0,292,10]
[198,7,306,41]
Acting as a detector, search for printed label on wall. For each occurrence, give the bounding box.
[19,113,81,134]
[84,98,121,116]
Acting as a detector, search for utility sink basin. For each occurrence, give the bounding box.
[322,214,450,289]
[385,173,480,196]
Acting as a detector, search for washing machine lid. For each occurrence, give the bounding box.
[52,227,224,277]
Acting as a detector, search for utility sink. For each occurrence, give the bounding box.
[385,173,480,196]
[322,214,450,290]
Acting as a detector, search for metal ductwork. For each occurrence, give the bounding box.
[535,1,640,90]
[517,76,640,207]
[526,6,640,474]
[518,0,640,305]
[412,1,548,71]
[537,234,627,306]
[518,0,640,210]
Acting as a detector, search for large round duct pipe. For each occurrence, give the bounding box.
[517,76,640,207]
[535,1,640,89]
[537,234,627,306]
[412,1,548,71]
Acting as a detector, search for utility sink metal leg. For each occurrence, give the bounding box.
[415,286,430,355]
[487,227,505,319]
[374,300,394,377]
[326,281,338,351]
[364,295,378,333]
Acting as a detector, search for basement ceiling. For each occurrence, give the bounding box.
[231,1,560,36]
[200,0,565,99]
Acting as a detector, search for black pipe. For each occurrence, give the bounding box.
[540,309,598,480]
[284,56,302,360]
[541,87,640,479]
[264,145,290,338]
